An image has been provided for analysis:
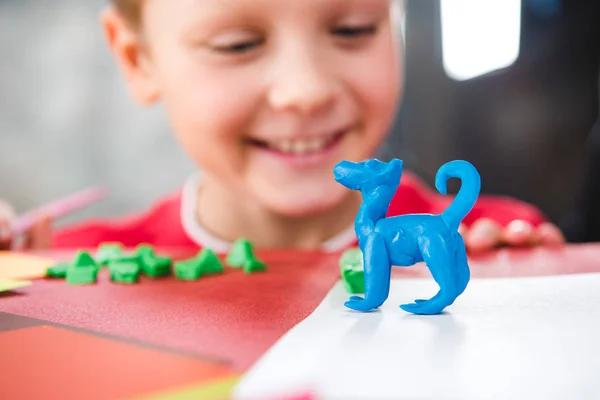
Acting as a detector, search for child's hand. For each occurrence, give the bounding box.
[0,201,52,250]
[0,201,16,250]
[459,219,565,253]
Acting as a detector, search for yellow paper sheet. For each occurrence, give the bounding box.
[0,251,55,280]
[0,280,32,292]
[131,376,240,400]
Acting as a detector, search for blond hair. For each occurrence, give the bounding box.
[111,0,405,29]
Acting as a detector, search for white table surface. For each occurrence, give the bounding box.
[233,273,600,400]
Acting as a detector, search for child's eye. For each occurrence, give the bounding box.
[331,24,378,38]
[211,39,265,54]
[206,31,265,54]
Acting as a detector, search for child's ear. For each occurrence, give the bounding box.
[100,6,159,104]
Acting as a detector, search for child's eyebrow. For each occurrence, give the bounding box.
[180,0,390,32]
[201,0,390,13]
[321,0,392,18]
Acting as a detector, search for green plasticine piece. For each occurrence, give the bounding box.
[227,239,266,273]
[46,262,69,279]
[66,265,99,285]
[116,255,141,264]
[243,259,266,274]
[226,239,254,268]
[73,251,97,268]
[96,243,124,265]
[175,249,224,280]
[135,244,170,278]
[174,258,203,281]
[67,251,99,284]
[100,243,168,278]
[339,247,365,294]
[341,269,365,294]
[104,254,142,270]
[141,256,172,278]
[197,249,224,275]
[135,244,155,259]
[109,262,141,284]
[339,247,362,269]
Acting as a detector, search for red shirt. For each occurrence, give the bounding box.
[52,171,546,249]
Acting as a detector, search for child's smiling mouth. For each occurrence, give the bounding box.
[246,129,348,157]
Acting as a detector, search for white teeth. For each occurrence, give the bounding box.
[308,138,324,151]
[279,140,292,152]
[291,141,308,154]
[269,135,333,155]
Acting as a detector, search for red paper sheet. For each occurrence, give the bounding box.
[0,325,233,400]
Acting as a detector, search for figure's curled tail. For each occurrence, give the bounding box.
[435,160,481,231]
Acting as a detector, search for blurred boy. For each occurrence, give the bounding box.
[0,0,563,253]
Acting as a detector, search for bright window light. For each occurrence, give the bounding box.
[441,0,522,81]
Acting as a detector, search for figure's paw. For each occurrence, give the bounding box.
[413,291,442,305]
[344,297,380,312]
[400,302,444,315]
[400,297,449,315]
[347,295,382,309]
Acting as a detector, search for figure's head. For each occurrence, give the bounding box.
[334,158,403,191]
[102,0,404,217]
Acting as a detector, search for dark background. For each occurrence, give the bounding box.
[381,0,600,241]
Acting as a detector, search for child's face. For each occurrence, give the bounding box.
[122,0,402,216]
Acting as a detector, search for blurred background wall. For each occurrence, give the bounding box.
[0,0,195,225]
[0,0,599,239]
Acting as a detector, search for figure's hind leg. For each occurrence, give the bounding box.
[454,232,470,296]
[400,235,461,315]
[344,232,391,312]
[412,233,470,305]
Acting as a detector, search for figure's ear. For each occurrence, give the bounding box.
[390,158,404,171]
[386,159,404,186]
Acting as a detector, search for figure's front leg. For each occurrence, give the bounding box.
[345,232,391,312]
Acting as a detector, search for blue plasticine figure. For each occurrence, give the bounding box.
[333,158,481,315]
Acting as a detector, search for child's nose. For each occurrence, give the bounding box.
[268,50,337,115]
